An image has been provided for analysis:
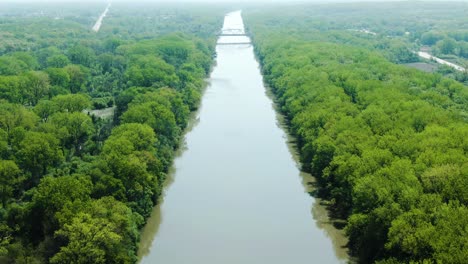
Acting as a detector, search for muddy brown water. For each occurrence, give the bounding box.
[138,11,349,264]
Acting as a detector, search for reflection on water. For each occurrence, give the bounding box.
[138,11,349,264]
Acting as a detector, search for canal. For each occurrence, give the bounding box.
[138,11,348,264]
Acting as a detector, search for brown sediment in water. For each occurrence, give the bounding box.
[138,11,350,264]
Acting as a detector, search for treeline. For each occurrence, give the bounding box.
[244,2,468,83]
[251,35,468,263]
[244,4,419,65]
[100,3,226,40]
[0,2,221,112]
[0,4,217,262]
[421,31,468,59]
[0,2,223,56]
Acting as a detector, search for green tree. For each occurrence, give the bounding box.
[132,88,190,128]
[0,76,22,103]
[46,55,70,68]
[11,52,39,71]
[64,65,88,93]
[34,100,57,122]
[101,135,160,217]
[51,197,139,264]
[436,38,457,55]
[124,56,179,88]
[0,160,22,207]
[67,45,95,67]
[421,32,444,46]
[110,123,157,152]
[121,102,179,147]
[0,57,28,75]
[36,47,62,68]
[22,71,50,106]
[30,174,92,240]
[51,94,91,113]
[17,132,63,183]
[46,68,70,88]
[0,102,38,138]
[421,164,468,204]
[48,112,94,155]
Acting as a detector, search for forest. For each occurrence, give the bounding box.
[1,1,467,263]
[245,2,468,263]
[0,2,223,263]
[245,1,468,84]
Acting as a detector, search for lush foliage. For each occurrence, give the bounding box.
[244,2,468,83]
[0,3,219,263]
[250,33,468,263]
[245,5,468,261]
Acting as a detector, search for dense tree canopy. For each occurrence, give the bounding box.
[3,1,467,263]
[0,2,219,263]
[248,28,468,262]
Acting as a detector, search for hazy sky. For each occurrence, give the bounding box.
[3,0,467,5]
[3,0,458,3]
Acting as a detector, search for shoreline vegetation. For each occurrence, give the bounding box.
[244,4,468,260]
[0,1,467,263]
[247,22,467,264]
[0,2,223,262]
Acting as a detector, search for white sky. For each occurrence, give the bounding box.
[2,0,467,6]
[2,0,463,3]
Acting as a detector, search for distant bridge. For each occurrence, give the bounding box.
[218,33,249,37]
[216,31,251,45]
[217,42,252,45]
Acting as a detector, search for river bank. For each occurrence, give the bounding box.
[138,11,349,264]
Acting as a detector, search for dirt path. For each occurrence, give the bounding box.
[92,3,111,32]
[418,51,465,72]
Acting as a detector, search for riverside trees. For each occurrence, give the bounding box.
[249,32,468,264]
[245,4,468,261]
[0,3,220,263]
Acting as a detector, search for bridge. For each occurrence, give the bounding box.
[217,42,252,45]
[218,33,249,37]
[217,32,251,45]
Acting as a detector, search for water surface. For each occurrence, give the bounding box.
[138,11,348,264]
